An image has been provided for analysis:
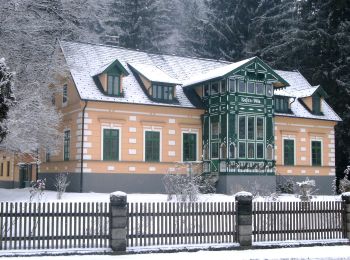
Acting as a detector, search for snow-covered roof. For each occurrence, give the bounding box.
[59,40,230,108]
[275,70,341,121]
[182,57,255,87]
[59,41,340,121]
[128,63,181,85]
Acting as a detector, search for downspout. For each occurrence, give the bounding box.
[80,100,88,193]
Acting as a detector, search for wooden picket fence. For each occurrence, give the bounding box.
[127,202,237,247]
[0,202,110,250]
[252,201,346,242]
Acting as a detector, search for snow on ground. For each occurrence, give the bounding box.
[3,245,350,260]
[0,188,341,203]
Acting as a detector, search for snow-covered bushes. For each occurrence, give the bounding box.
[54,172,70,200]
[29,179,46,202]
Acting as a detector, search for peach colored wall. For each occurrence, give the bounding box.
[275,116,337,176]
[42,100,204,175]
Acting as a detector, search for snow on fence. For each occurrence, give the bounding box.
[252,201,346,242]
[0,202,110,250]
[127,202,237,247]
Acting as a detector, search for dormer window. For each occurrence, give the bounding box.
[152,84,174,101]
[275,96,290,113]
[107,74,121,96]
[312,94,321,115]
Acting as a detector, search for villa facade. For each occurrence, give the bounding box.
[0,41,341,194]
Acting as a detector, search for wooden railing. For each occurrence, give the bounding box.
[252,201,346,242]
[127,202,237,247]
[0,202,110,250]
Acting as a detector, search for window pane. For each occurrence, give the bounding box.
[103,129,119,161]
[229,79,235,92]
[211,82,219,94]
[204,84,210,96]
[256,83,264,95]
[312,95,321,114]
[113,76,119,95]
[107,76,114,95]
[239,116,246,139]
[247,82,255,94]
[248,117,254,140]
[312,141,322,166]
[183,133,196,161]
[164,86,169,100]
[229,143,236,159]
[145,131,160,162]
[256,117,264,140]
[211,142,219,159]
[238,80,245,92]
[64,130,70,161]
[157,85,162,99]
[152,85,157,98]
[211,121,220,139]
[169,87,174,100]
[248,143,255,159]
[266,84,273,97]
[284,139,294,165]
[63,84,68,103]
[220,79,226,93]
[257,143,264,159]
[239,142,246,158]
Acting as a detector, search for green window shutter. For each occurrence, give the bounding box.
[284,139,294,165]
[145,131,160,162]
[312,141,322,166]
[103,129,119,161]
[183,133,197,161]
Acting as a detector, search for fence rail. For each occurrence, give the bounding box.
[252,201,346,242]
[0,202,110,250]
[127,201,237,247]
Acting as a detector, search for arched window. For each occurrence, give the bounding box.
[203,144,209,160]
[229,143,236,159]
[220,143,227,159]
[266,144,273,160]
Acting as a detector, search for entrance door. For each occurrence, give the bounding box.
[19,164,32,188]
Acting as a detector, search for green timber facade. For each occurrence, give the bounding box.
[200,58,288,177]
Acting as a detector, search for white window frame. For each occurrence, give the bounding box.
[101,126,122,161]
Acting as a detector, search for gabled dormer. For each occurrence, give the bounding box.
[298,86,328,116]
[128,63,181,103]
[93,59,129,97]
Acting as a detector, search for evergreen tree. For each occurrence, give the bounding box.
[200,0,260,61]
[105,0,172,52]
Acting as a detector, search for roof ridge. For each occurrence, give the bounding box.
[59,39,233,65]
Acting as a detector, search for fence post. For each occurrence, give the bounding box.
[110,191,127,252]
[341,193,350,239]
[235,191,253,247]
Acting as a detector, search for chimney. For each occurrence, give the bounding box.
[101,35,120,46]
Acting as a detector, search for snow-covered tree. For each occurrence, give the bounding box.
[0,58,15,143]
[105,0,173,52]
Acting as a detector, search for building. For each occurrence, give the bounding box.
[0,41,341,194]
